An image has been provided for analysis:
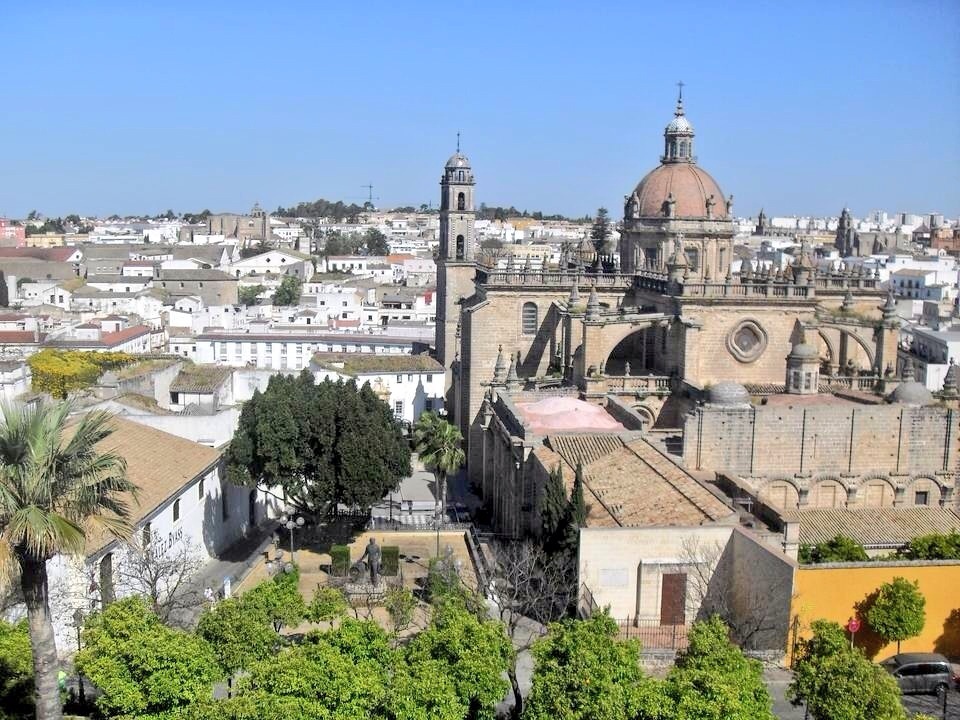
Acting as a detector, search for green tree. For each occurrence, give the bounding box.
[241,568,307,634]
[899,529,960,560]
[0,404,135,720]
[664,616,774,720]
[589,207,611,255]
[384,586,417,638]
[866,577,926,652]
[413,412,465,523]
[212,618,464,720]
[237,284,264,306]
[271,275,302,306]
[405,598,513,720]
[196,597,277,690]
[0,619,34,719]
[798,534,869,564]
[225,373,410,515]
[364,228,389,256]
[523,612,659,720]
[788,620,905,720]
[307,585,349,623]
[538,464,567,553]
[75,597,218,720]
[558,462,587,556]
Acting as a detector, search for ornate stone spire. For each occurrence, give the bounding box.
[568,278,580,305]
[943,360,959,397]
[841,289,855,313]
[663,82,694,163]
[901,359,915,381]
[881,289,897,322]
[492,345,506,384]
[586,285,600,320]
[505,352,520,392]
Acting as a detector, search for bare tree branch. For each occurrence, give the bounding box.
[114,539,205,627]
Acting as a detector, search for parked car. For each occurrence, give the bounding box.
[880,652,960,695]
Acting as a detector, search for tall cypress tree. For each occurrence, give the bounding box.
[560,462,588,556]
[539,464,567,553]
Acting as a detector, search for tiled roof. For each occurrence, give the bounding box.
[77,415,221,557]
[0,247,80,262]
[158,269,235,281]
[546,434,734,528]
[547,434,625,467]
[795,507,960,548]
[170,365,232,393]
[44,324,151,349]
[312,351,443,375]
[0,331,42,344]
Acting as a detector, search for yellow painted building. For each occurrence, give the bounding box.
[790,561,960,661]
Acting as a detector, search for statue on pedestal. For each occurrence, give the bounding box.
[360,537,382,586]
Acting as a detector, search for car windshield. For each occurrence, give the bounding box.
[879,657,899,669]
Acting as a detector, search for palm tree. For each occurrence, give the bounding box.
[413,412,465,524]
[0,403,135,720]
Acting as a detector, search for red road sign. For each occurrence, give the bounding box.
[847,617,861,633]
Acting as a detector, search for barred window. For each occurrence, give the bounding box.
[522,302,538,335]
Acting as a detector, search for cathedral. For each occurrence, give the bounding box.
[434,92,958,544]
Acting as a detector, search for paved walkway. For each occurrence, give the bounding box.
[170,522,279,627]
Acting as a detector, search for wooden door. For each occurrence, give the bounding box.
[660,573,687,625]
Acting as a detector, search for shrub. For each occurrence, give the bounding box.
[381,545,400,576]
[330,544,351,576]
[27,349,134,398]
[798,535,869,564]
[899,530,960,560]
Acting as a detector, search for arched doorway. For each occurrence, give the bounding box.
[605,328,659,375]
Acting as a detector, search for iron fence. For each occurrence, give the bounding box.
[614,617,690,651]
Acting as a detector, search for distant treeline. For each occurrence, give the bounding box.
[274,199,367,222]
[275,197,584,223]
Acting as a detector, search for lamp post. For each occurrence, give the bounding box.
[279,514,305,565]
[72,608,86,707]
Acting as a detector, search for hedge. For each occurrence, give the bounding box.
[330,544,351,576]
[381,545,400,576]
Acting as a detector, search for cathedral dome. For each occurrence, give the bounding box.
[887,381,934,406]
[666,114,693,134]
[633,163,727,219]
[445,152,471,169]
[707,381,751,406]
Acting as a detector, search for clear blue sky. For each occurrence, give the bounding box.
[2,0,958,219]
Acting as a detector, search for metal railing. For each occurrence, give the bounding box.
[614,617,690,650]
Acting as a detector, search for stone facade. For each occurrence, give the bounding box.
[683,400,957,509]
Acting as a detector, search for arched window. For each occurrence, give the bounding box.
[173,499,181,522]
[522,302,538,335]
[456,235,465,259]
[457,192,465,211]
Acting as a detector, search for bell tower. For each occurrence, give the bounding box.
[436,140,477,423]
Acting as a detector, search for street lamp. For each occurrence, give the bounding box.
[279,514,305,565]
[72,608,86,707]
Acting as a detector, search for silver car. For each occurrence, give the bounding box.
[880,652,959,695]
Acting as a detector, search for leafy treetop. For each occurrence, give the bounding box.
[75,597,219,720]
[224,372,411,515]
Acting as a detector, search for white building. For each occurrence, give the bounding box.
[310,352,445,424]
[193,329,416,370]
[43,416,280,653]
[229,249,313,280]
[900,325,960,390]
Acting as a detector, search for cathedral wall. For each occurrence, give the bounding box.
[682,305,815,386]
[684,402,956,480]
